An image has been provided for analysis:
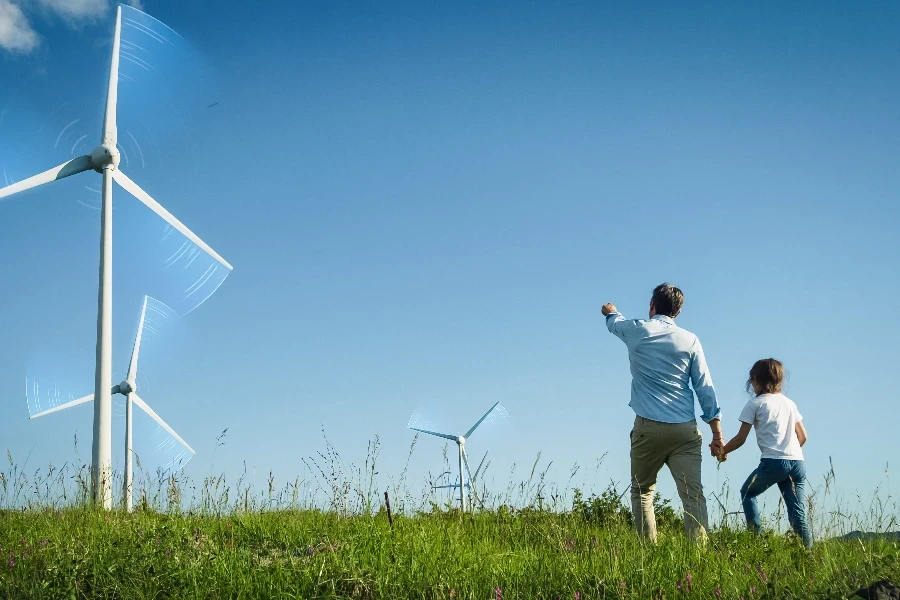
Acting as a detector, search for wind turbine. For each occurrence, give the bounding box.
[433,450,488,507]
[409,401,500,512]
[29,295,195,511]
[0,6,231,508]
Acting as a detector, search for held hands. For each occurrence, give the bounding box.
[602,303,617,316]
[708,438,726,461]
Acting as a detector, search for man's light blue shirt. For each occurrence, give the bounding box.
[606,312,721,424]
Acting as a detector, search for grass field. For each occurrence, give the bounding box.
[0,441,897,598]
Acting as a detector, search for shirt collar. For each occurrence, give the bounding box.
[651,315,675,324]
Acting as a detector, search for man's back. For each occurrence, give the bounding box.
[606,313,719,424]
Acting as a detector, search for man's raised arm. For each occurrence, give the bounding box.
[602,302,638,344]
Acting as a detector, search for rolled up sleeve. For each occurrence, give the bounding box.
[689,338,721,422]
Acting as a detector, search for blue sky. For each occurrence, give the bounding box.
[1,1,898,519]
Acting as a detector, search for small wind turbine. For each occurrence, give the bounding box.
[433,450,488,507]
[0,6,230,508]
[29,295,195,511]
[409,401,500,512]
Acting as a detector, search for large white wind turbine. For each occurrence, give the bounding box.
[30,295,195,511]
[409,401,500,512]
[0,6,230,508]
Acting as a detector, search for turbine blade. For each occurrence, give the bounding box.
[408,427,458,442]
[30,393,94,419]
[102,6,122,146]
[131,393,195,454]
[0,156,92,201]
[463,401,500,439]
[462,447,474,481]
[433,484,468,490]
[474,451,488,480]
[113,170,233,271]
[126,296,149,384]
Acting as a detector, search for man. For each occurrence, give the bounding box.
[602,283,723,543]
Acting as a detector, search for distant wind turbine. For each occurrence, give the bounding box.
[0,6,231,508]
[410,402,500,512]
[30,296,195,511]
[434,450,488,507]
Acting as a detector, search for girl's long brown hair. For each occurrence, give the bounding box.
[747,358,785,396]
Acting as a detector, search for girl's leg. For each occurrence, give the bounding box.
[740,461,779,533]
[777,461,813,548]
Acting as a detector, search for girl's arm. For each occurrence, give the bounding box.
[720,422,753,458]
[795,421,807,446]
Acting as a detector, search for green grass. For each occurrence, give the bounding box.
[1,440,897,598]
[1,503,897,599]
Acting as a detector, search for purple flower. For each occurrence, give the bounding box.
[685,573,692,582]
[715,588,722,598]
[575,593,581,600]
[20,538,26,545]
[757,563,767,583]
[620,581,627,588]
[40,540,48,547]
[7,559,13,568]
[677,583,683,591]
[751,586,757,595]
[495,587,502,600]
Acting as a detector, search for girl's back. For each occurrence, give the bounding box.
[738,392,803,460]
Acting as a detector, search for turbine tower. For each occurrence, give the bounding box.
[409,401,500,512]
[0,6,231,508]
[30,296,195,511]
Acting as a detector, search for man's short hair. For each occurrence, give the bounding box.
[651,283,684,317]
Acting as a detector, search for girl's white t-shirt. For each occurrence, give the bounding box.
[738,392,804,460]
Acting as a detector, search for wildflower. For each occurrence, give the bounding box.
[751,586,757,595]
[7,559,13,568]
[227,522,232,529]
[156,538,161,546]
[620,581,627,588]
[756,563,767,583]
[575,593,582,600]
[495,587,502,600]
[40,540,48,547]
[20,538,26,545]
[685,573,692,583]
[307,545,315,556]
[677,583,682,592]
[715,588,722,598]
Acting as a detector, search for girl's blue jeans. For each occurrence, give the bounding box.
[740,458,813,548]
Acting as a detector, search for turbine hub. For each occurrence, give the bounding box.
[117,380,134,395]
[457,436,466,445]
[90,144,120,172]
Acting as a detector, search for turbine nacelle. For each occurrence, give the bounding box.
[457,436,466,445]
[115,380,135,395]
[90,145,120,173]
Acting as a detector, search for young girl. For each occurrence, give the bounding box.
[719,358,812,548]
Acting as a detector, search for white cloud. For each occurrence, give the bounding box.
[36,0,109,21]
[0,0,39,53]
[126,0,144,10]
